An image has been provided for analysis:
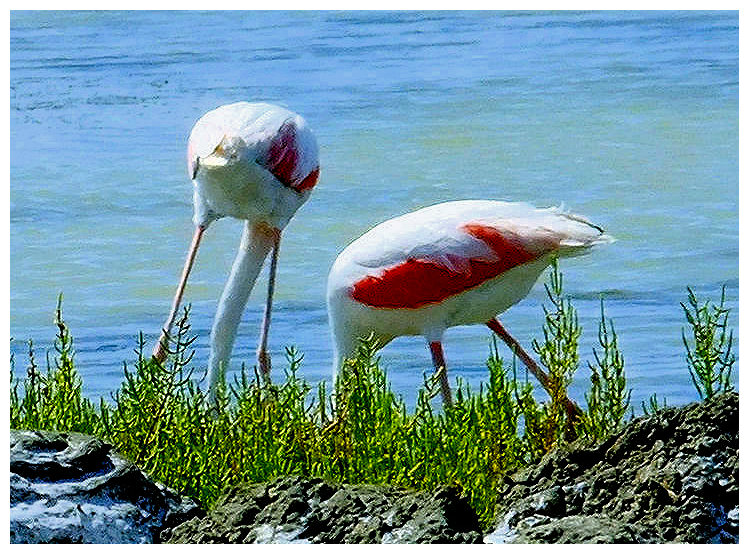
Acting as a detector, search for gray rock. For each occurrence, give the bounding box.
[11,393,738,544]
[512,514,651,544]
[166,475,482,544]
[10,429,202,544]
[485,392,738,543]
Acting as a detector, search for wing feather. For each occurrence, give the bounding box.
[342,200,609,309]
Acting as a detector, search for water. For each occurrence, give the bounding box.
[10,11,738,411]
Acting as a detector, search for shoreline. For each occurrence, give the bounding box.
[11,391,738,544]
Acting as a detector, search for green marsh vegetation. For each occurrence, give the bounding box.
[681,286,735,401]
[9,264,736,529]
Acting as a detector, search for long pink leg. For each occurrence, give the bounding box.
[152,225,206,363]
[486,317,582,421]
[256,228,281,383]
[429,341,453,406]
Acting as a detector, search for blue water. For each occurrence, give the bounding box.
[10,11,739,411]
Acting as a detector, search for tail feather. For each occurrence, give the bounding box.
[552,208,613,255]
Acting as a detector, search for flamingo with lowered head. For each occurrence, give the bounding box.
[327,200,611,410]
[152,102,320,398]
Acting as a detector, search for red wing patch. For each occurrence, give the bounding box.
[266,120,319,193]
[350,223,539,309]
[295,166,320,192]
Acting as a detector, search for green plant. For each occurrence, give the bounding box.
[323,335,408,483]
[10,295,101,433]
[530,260,582,447]
[9,338,42,429]
[681,286,736,400]
[12,265,676,532]
[103,307,223,501]
[580,298,631,440]
[641,392,668,417]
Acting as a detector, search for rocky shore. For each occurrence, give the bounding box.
[10,391,738,544]
[486,390,738,543]
[9,430,202,543]
[164,476,483,544]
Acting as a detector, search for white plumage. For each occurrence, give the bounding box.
[327,200,610,404]
[152,104,607,408]
[187,102,319,228]
[153,102,320,398]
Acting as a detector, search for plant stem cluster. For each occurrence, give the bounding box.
[9,274,735,530]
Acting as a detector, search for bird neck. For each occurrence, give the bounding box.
[208,221,277,396]
[327,300,395,387]
[327,306,357,385]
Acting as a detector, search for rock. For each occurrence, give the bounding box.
[166,475,483,544]
[10,393,738,544]
[505,514,651,544]
[10,429,203,544]
[485,392,738,543]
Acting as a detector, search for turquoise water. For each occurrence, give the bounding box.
[10,11,738,410]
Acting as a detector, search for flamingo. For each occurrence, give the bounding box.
[152,102,320,397]
[327,200,611,409]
